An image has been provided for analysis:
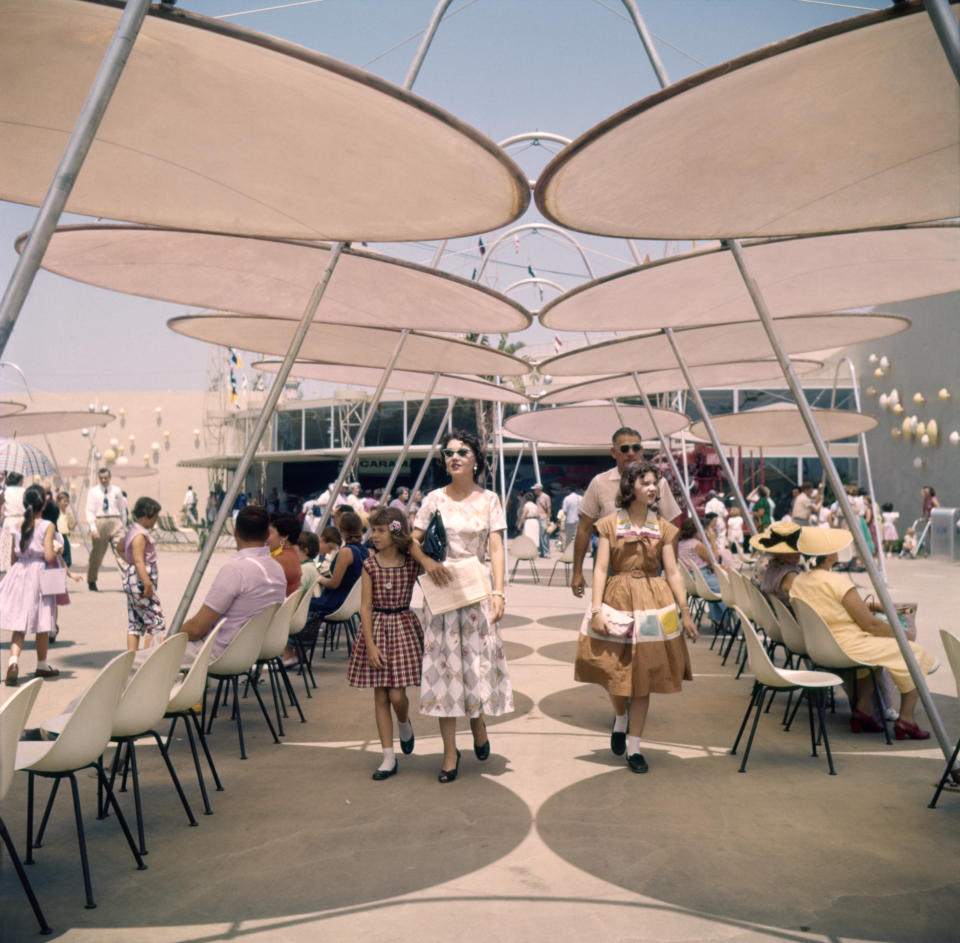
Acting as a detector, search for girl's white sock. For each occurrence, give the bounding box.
[613,713,628,734]
[626,735,643,756]
[36,660,48,671]
[377,748,396,772]
[398,719,413,740]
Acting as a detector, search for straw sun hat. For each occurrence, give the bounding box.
[748,521,803,554]
[796,527,853,557]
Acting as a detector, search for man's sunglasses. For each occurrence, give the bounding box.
[442,448,473,459]
[617,443,643,454]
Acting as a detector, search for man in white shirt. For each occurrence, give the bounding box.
[570,427,681,598]
[704,490,728,547]
[791,481,822,525]
[84,467,128,591]
[182,485,199,525]
[561,486,582,550]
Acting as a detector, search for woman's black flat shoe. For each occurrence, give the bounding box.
[438,749,461,783]
[371,760,398,781]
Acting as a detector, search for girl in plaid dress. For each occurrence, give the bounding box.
[347,506,423,781]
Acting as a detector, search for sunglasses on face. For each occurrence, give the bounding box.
[617,443,643,454]
[442,448,473,459]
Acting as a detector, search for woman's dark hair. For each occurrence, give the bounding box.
[297,530,320,559]
[441,428,484,481]
[19,484,45,552]
[679,517,698,539]
[337,510,364,543]
[269,511,302,543]
[319,525,342,547]
[616,461,659,509]
[5,472,23,486]
[133,496,161,520]
[368,505,412,554]
[924,485,936,497]
[881,502,894,513]
[41,500,59,525]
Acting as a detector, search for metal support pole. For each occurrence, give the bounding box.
[620,0,670,88]
[403,0,455,89]
[381,373,439,502]
[664,329,757,536]
[831,356,887,583]
[406,399,455,513]
[313,331,410,534]
[633,375,717,567]
[168,244,346,634]
[531,441,543,487]
[495,386,510,583]
[924,0,960,85]
[727,238,953,761]
[505,441,527,507]
[0,0,152,358]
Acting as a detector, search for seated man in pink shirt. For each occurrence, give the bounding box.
[179,505,286,664]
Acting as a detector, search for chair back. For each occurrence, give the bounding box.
[20,651,135,773]
[743,579,783,645]
[299,563,319,600]
[167,625,222,714]
[557,543,575,564]
[769,596,807,657]
[728,570,754,620]
[678,563,697,597]
[112,633,188,738]
[0,678,42,800]
[736,607,791,689]
[510,535,538,561]
[714,566,735,606]
[260,592,301,660]
[792,597,864,669]
[939,629,960,700]
[208,604,281,676]
[288,582,316,635]
[324,579,362,623]
[691,564,720,602]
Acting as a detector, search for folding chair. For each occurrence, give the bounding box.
[509,535,540,584]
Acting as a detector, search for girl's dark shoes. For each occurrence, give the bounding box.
[400,729,415,755]
[438,749,461,783]
[372,760,398,781]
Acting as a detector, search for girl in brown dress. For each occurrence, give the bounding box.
[574,461,698,773]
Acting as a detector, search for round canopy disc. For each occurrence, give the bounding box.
[60,463,157,478]
[0,0,529,240]
[538,359,823,405]
[504,404,689,445]
[3,411,115,435]
[169,316,531,377]
[0,401,27,417]
[27,226,532,332]
[689,405,877,447]
[539,226,960,332]
[541,313,909,377]
[535,3,960,238]
[255,361,530,404]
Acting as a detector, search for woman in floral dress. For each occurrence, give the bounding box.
[412,429,511,783]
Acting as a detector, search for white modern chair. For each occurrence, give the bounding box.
[509,535,540,584]
[316,580,363,660]
[548,542,575,586]
[930,629,960,808]
[165,625,223,815]
[730,607,842,774]
[287,584,318,696]
[1,678,51,934]
[792,597,892,744]
[16,651,144,910]
[205,604,281,760]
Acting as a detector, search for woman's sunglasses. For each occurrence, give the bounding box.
[442,447,473,459]
[617,443,643,454]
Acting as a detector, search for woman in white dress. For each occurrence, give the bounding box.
[517,491,540,543]
[1,484,59,686]
[411,429,512,783]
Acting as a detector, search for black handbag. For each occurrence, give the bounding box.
[422,509,447,563]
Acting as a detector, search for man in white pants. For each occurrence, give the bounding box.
[85,467,128,591]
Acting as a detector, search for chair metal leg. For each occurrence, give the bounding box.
[189,709,223,792]
[68,772,97,909]
[151,730,198,828]
[731,681,761,756]
[33,776,61,849]
[94,759,147,872]
[231,676,247,759]
[0,815,51,934]
[815,690,837,775]
[25,771,36,864]
[276,658,306,724]
[178,712,213,814]
[245,672,280,745]
[125,741,147,856]
[291,635,313,698]
[262,662,286,737]
[806,691,818,757]
[737,684,767,773]
[929,737,960,808]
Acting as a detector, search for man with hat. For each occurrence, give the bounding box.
[749,520,804,603]
[570,427,681,598]
[533,483,552,557]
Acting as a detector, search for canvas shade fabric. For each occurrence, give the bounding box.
[2,411,115,436]
[535,2,960,238]
[689,405,877,447]
[537,359,822,405]
[538,226,960,332]
[0,0,529,241]
[27,227,532,333]
[0,402,27,417]
[503,404,688,445]
[169,316,531,378]
[254,362,530,405]
[540,313,909,377]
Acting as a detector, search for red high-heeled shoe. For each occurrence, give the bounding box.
[850,709,884,733]
[894,719,930,740]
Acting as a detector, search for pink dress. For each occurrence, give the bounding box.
[0,519,55,635]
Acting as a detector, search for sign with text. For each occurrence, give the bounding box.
[358,458,411,475]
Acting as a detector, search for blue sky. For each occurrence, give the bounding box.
[0,0,888,394]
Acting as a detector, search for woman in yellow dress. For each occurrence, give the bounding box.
[574,461,698,774]
[789,527,938,739]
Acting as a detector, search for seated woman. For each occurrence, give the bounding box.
[789,527,938,739]
[306,510,369,623]
[749,521,804,604]
[676,517,726,628]
[268,512,303,598]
